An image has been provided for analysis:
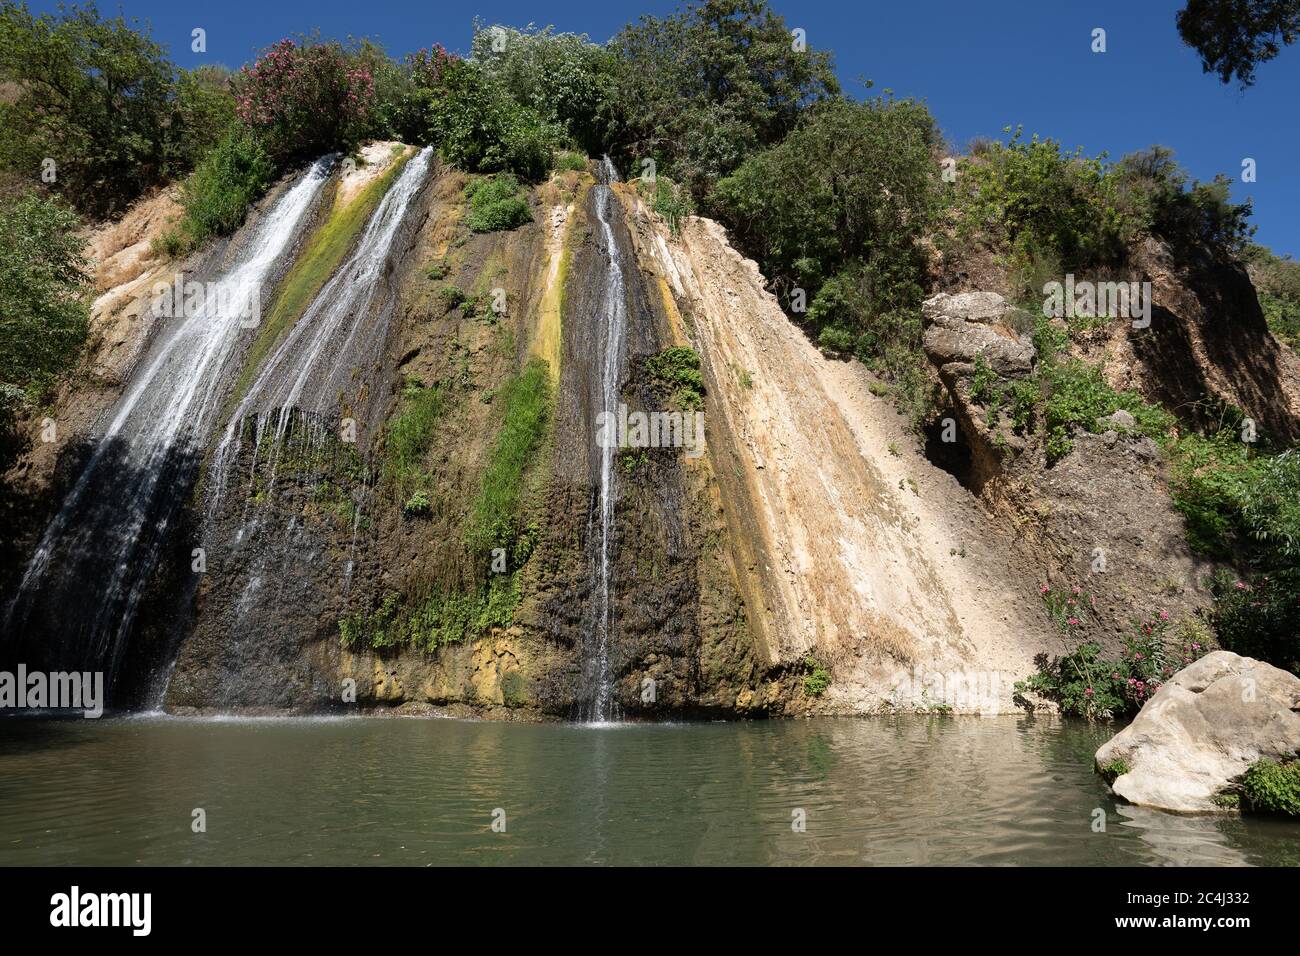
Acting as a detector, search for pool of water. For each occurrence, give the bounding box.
[2,714,1297,865]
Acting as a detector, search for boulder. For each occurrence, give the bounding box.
[921,292,1036,377]
[1095,651,1300,812]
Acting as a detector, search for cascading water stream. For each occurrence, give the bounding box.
[585,155,629,722]
[2,159,333,685]
[208,147,433,515]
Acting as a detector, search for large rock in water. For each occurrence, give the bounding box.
[1095,651,1300,812]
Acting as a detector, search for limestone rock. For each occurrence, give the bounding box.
[921,292,1036,377]
[1095,651,1300,812]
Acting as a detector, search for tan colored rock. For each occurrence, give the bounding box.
[1096,651,1300,813]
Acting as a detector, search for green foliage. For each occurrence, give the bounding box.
[711,96,940,419]
[385,379,446,506]
[1097,758,1131,784]
[464,174,533,232]
[234,37,376,167]
[470,22,612,156]
[160,127,273,254]
[1240,758,1300,816]
[1208,568,1299,674]
[644,346,705,410]
[338,575,521,652]
[1245,243,1300,348]
[0,2,195,217]
[552,150,589,173]
[950,136,1252,299]
[949,129,1130,291]
[432,59,563,181]
[1170,436,1300,562]
[465,359,551,558]
[1015,602,1208,719]
[636,174,695,236]
[1177,0,1300,87]
[608,0,839,198]
[802,655,831,697]
[0,195,90,417]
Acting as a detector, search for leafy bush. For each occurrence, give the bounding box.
[552,151,589,173]
[431,59,562,181]
[470,22,612,155]
[1015,595,1208,719]
[1240,759,1300,817]
[802,655,831,697]
[1208,568,1299,674]
[160,127,273,254]
[235,37,376,166]
[1245,243,1300,348]
[712,96,940,414]
[644,346,705,410]
[0,195,90,418]
[640,175,694,236]
[464,174,533,232]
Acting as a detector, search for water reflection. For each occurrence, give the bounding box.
[1,715,1297,866]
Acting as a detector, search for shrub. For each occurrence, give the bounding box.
[1208,568,1300,674]
[0,195,90,417]
[470,22,612,155]
[1240,759,1300,817]
[161,127,273,254]
[1245,243,1300,349]
[552,151,589,173]
[235,37,376,167]
[1015,597,1208,719]
[644,346,705,410]
[431,59,562,181]
[608,0,839,198]
[802,656,831,697]
[464,174,533,232]
[711,96,940,410]
[636,174,694,236]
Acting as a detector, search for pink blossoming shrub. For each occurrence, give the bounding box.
[1014,587,1212,719]
[235,39,376,164]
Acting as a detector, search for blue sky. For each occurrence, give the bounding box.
[34,0,1300,256]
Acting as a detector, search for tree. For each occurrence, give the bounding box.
[1177,0,1300,87]
[0,1,180,217]
[608,0,839,198]
[234,37,376,166]
[0,195,90,412]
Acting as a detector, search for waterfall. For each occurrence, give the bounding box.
[208,147,433,511]
[2,159,333,687]
[585,155,629,722]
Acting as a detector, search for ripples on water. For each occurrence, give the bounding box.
[1,716,1297,866]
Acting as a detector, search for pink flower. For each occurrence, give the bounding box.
[1067,617,1080,626]
[1158,609,1169,621]
[1084,687,1094,697]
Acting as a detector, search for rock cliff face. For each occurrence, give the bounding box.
[5,145,1295,718]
